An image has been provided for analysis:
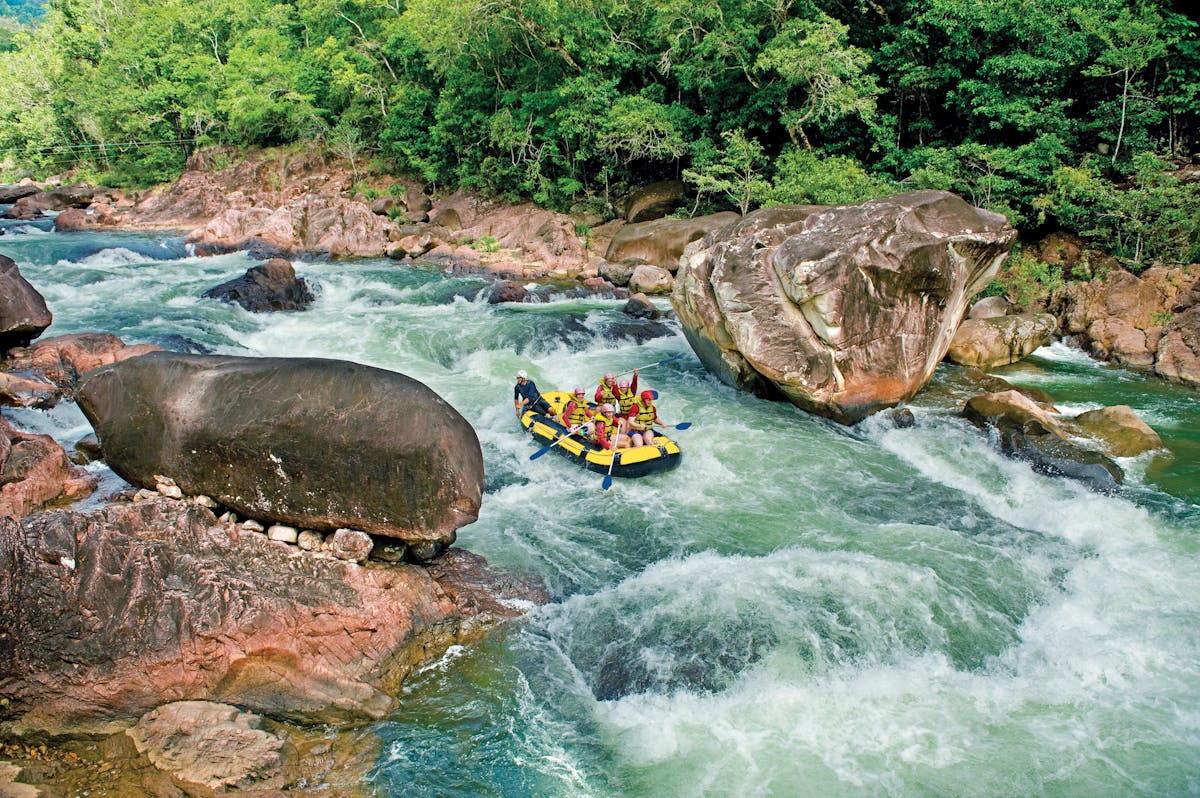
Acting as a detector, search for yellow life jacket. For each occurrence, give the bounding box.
[564,401,590,427]
[597,383,617,404]
[616,387,636,415]
[592,413,616,444]
[633,400,657,427]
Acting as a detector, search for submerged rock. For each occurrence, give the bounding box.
[76,352,483,544]
[963,390,1123,492]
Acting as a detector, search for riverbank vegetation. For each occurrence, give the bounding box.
[0,0,1198,269]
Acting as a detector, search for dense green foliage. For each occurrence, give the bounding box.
[1,0,1198,265]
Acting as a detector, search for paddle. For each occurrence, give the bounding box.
[529,423,585,460]
[663,421,692,430]
[614,353,683,378]
[602,449,620,491]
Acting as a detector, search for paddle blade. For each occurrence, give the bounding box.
[602,473,614,490]
[674,422,691,430]
[529,445,552,460]
[658,354,683,366]
[649,389,659,400]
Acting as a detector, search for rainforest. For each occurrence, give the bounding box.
[1,0,1198,268]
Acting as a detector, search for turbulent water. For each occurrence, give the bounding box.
[3,217,1199,797]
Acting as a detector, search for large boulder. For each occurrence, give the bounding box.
[605,212,740,271]
[0,255,52,352]
[947,313,1057,369]
[202,258,315,312]
[75,353,483,544]
[672,191,1016,423]
[0,499,544,733]
[622,180,687,223]
[0,184,39,203]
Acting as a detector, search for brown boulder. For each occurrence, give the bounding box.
[672,191,1016,423]
[1046,265,1198,369]
[0,255,52,352]
[0,500,545,733]
[0,417,97,520]
[1071,405,1164,458]
[623,180,687,223]
[967,295,1013,319]
[605,213,740,271]
[75,352,483,544]
[456,202,587,274]
[947,313,1057,369]
[4,332,160,399]
[628,264,674,295]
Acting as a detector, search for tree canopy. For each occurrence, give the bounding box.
[1,0,1197,264]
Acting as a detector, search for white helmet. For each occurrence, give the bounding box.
[517,369,528,379]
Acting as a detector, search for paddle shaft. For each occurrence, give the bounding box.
[614,353,682,379]
[529,422,585,460]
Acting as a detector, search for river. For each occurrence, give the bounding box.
[2,216,1198,797]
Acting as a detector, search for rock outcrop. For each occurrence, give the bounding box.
[672,191,1016,423]
[0,499,545,734]
[3,332,160,402]
[187,194,397,258]
[202,257,315,312]
[1046,264,1199,378]
[0,416,97,519]
[1155,277,1200,386]
[0,255,52,353]
[947,313,1057,369]
[75,352,483,545]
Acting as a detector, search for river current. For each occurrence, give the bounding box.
[2,216,1198,797]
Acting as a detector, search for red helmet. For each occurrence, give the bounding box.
[641,390,654,401]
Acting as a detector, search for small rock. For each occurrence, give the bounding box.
[191,495,219,509]
[157,483,184,499]
[890,407,916,428]
[241,519,264,533]
[266,524,298,543]
[329,528,373,563]
[134,488,159,502]
[297,530,324,551]
[218,511,238,524]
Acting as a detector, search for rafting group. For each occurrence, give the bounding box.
[513,357,686,484]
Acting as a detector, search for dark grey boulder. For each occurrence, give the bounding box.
[0,254,52,352]
[202,258,314,312]
[75,352,483,544]
[487,280,528,304]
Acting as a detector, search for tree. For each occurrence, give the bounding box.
[755,13,879,150]
[682,128,768,215]
[1075,3,1174,164]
